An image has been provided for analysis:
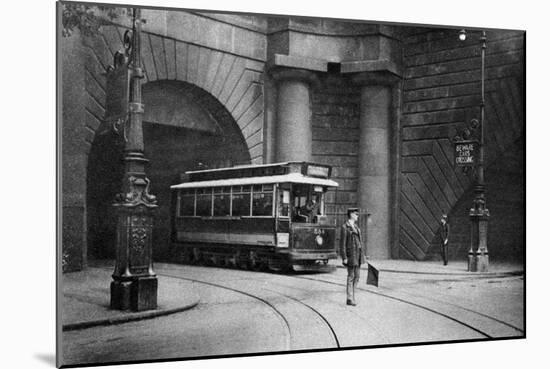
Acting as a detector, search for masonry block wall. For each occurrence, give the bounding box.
[311,74,362,228]
[62,6,525,270]
[61,30,89,272]
[399,28,525,261]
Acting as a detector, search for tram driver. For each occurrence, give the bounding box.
[296,196,320,223]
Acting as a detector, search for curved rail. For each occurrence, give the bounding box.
[388,288,524,334]
[158,272,293,349]
[95,263,522,342]
[262,287,341,348]
[291,274,524,339]
[158,271,341,349]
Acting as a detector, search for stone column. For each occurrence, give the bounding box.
[61,28,87,272]
[271,68,318,162]
[353,72,399,259]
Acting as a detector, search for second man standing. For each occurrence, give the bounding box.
[340,208,366,306]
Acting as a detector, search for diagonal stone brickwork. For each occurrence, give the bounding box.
[400,28,525,261]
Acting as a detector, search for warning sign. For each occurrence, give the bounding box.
[454,140,478,167]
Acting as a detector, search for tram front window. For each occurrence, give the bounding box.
[293,185,323,223]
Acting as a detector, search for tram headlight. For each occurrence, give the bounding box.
[315,235,323,246]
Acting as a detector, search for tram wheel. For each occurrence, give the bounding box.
[236,253,248,269]
[268,258,286,273]
[213,254,225,267]
[225,255,236,268]
[191,248,203,265]
[181,250,191,264]
[257,259,269,272]
[204,254,215,266]
[248,251,259,270]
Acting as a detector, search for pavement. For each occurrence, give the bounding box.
[61,259,523,332]
[61,261,200,331]
[329,258,524,275]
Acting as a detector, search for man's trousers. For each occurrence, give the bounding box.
[346,265,361,302]
[441,243,448,265]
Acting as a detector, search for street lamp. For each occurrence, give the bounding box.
[106,8,159,311]
[459,29,490,272]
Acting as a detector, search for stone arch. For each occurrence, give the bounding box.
[98,25,267,164]
[81,24,270,261]
[86,78,253,261]
[142,79,252,165]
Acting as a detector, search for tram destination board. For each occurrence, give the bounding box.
[306,164,330,178]
[454,140,478,167]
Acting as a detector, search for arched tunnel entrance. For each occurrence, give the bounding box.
[87,81,251,261]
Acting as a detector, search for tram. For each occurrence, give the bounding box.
[170,162,339,272]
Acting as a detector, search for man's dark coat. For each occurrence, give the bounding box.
[439,222,450,244]
[339,220,366,266]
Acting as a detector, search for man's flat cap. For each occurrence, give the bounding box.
[347,208,360,215]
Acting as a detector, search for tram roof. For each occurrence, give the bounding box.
[170,173,339,189]
[184,161,292,174]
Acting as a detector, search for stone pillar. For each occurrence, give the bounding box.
[271,68,318,162]
[353,72,399,259]
[61,29,87,272]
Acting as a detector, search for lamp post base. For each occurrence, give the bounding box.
[467,253,476,272]
[475,253,489,273]
[467,252,489,272]
[111,276,158,311]
[468,202,490,272]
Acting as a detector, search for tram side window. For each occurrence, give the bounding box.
[252,184,273,216]
[196,188,213,216]
[213,187,231,216]
[278,189,290,217]
[178,189,195,216]
[231,185,251,216]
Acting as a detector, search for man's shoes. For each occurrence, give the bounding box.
[346,300,356,306]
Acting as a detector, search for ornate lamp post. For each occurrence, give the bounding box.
[458,29,490,272]
[106,8,159,310]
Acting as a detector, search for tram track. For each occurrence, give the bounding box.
[157,266,521,347]
[94,263,522,343]
[157,269,344,349]
[260,287,341,348]
[158,263,524,341]
[158,271,294,350]
[381,287,524,334]
[290,274,524,339]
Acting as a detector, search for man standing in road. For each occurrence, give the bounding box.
[340,208,366,306]
[439,214,450,266]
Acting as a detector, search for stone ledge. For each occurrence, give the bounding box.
[341,59,403,77]
[62,301,199,331]
[269,53,327,73]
